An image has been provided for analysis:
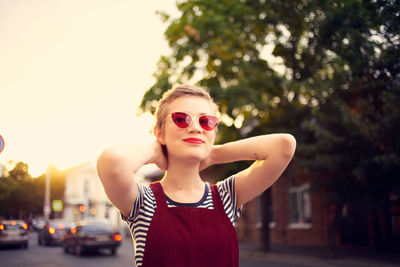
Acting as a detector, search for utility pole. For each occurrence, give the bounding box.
[44,165,51,221]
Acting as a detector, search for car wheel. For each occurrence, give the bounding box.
[110,248,117,256]
[38,237,42,246]
[21,243,28,249]
[76,245,84,256]
[71,245,76,255]
[63,244,68,254]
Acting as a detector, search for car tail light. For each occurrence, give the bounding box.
[49,227,55,234]
[22,223,28,230]
[71,227,77,234]
[0,224,4,231]
[113,234,122,242]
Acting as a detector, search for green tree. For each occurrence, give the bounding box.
[298,0,400,251]
[0,162,66,219]
[0,162,40,218]
[140,0,400,251]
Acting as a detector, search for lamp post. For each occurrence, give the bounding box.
[44,166,51,221]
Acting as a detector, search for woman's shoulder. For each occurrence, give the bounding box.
[215,175,236,191]
[215,175,242,222]
[138,183,157,204]
[121,182,156,222]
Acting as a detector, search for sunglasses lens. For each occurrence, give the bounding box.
[199,116,218,131]
[171,112,191,128]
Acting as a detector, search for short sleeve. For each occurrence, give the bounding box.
[216,176,242,223]
[120,182,144,223]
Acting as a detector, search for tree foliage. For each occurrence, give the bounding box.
[140,0,400,249]
[0,162,66,219]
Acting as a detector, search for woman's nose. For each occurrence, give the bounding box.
[188,118,203,133]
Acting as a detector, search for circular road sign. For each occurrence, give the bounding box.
[0,135,4,154]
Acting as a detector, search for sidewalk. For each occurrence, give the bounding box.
[239,242,400,267]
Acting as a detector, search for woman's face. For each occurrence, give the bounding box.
[156,96,217,163]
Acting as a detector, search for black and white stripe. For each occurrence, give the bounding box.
[217,176,242,223]
[121,176,241,267]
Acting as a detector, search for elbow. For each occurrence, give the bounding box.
[98,147,121,168]
[97,147,124,179]
[280,134,296,159]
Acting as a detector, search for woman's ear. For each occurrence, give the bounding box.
[153,126,166,145]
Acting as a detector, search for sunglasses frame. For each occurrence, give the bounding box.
[168,112,219,131]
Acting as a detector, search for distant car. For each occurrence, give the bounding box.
[32,217,46,231]
[0,220,29,249]
[38,219,74,246]
[62,221,122,256]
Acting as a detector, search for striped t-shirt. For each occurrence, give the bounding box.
[121,176,242,267]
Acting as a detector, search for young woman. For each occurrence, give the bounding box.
[97,85,296,267]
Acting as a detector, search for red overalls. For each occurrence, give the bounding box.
[141,181,239,267]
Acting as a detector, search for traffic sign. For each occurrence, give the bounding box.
[52,200,63,212]
[0,134,4,154]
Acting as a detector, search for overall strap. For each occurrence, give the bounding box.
[149,181,168,209]
[210,184,224,212]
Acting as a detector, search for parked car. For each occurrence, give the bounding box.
[0,220,29,249]
[62,220,122,256]
[38,219,74,246]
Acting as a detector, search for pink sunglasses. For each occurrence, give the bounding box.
[169,112,218,131]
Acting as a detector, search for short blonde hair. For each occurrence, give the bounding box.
[154,84,218,131]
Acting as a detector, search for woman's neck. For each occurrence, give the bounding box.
[160,157,204,191]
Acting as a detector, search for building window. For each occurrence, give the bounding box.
[289,183,312,228]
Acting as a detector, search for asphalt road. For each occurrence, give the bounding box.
[0,231,134,267]
[2,231,378,267]
[1,231,298,267]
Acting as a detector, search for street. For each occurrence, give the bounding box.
[0,231,308,267]
[0,231,135,267]
[2,231,398,267]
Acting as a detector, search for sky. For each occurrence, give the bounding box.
[0,0,179,177]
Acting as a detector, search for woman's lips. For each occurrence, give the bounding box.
[183,138,205,144]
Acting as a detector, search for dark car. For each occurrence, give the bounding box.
[62,221,122,256]
[38,219,74,246]
[0,220,29,249]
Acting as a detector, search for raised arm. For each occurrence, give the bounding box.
[96,141,167,218]
[207,134,296,207]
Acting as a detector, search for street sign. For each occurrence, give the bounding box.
[52,200,63,212]
[0,134,4,154]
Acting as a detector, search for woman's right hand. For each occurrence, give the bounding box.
[152,141,168,171]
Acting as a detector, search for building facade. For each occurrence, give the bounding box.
[236,173,400,251]
[63,161,163,232]
[63,162,120,228]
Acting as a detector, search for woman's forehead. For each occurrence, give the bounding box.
[167,96,215,114]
